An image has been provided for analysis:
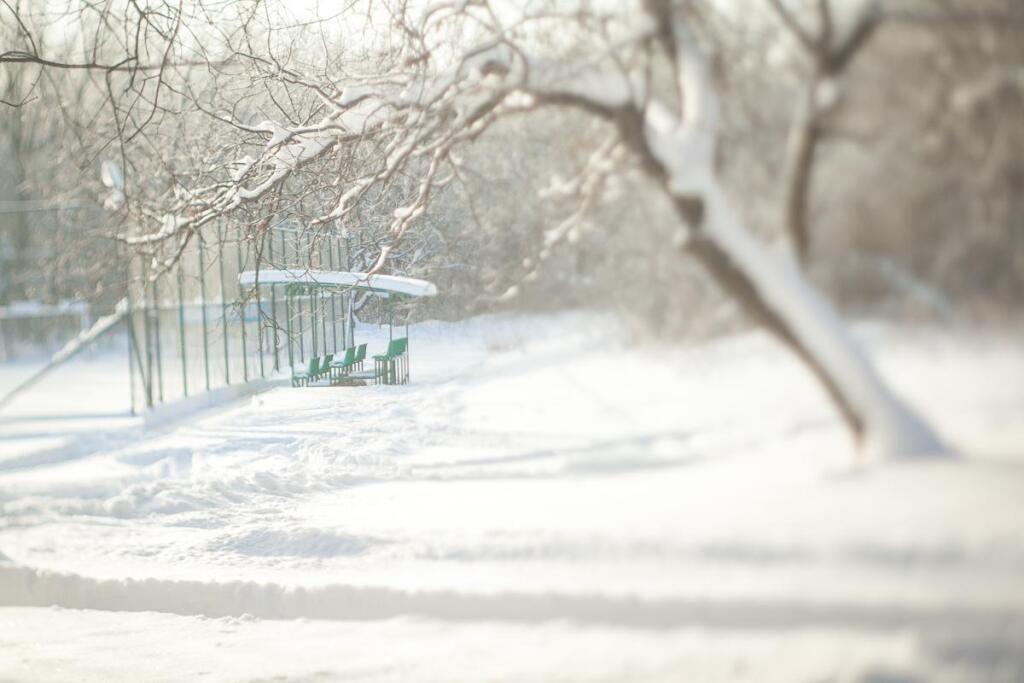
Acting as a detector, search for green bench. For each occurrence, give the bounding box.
[292,339,406,387]
[291,353,334,387]
[328,343,367,379]
[373,337,408,385]
[329,346,355,379]
[291,356,321,387]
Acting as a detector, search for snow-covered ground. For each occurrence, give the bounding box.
[1,314,1023,682]
[0,350,137,468]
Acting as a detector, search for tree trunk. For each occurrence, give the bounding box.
[781,85,821,266]
[608,95,948,458]
[670,184,952,459]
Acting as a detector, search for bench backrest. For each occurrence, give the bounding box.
[341,346,355,365]
[307,356,320,376]
[385,337,406,357]
[324,353,333,366]
[355,343,367,362]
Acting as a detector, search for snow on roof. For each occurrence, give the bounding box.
[238,269,437,298]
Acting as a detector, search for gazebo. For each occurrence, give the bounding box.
[238,269,437,386]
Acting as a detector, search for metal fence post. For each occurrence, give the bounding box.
[217,224,231,385]
[177,260,188,398]
[123,244,137,415]
[126,303,137,415]
[282,228,292,369]
[340,237,354,347]
[151,275,164,404]
[267,232,280,371]
[309,289,317,359]
[142,308,153,409]
[285,286,294,372]
[297,287,305,363]
[235,235,248,383]
[318,236,328,355]
[198,233,211,392]
[327,234,338,351]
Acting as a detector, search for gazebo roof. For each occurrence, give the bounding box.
[238,269,437,298]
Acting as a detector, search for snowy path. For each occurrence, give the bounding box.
[1,315,1023,681]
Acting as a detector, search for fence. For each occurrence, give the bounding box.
[126,222,351,412]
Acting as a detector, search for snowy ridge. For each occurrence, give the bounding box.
[2,561,1022,630]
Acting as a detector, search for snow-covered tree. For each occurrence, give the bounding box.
[2,0,965,458]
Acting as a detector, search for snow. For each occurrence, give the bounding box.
[0,301,127,410]
[337,84,377,107]
[1,314,1023,681]
[100,160,124,190]
[238,269,438,297]
[228,155,256,182]
[234,133,334,201]
[0,349,137,469]
[254,120,291,148]
[1,608,958,683]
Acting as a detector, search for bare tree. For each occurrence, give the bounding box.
[766,0,882,265]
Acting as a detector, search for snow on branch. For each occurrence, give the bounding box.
[119,115,346,257]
